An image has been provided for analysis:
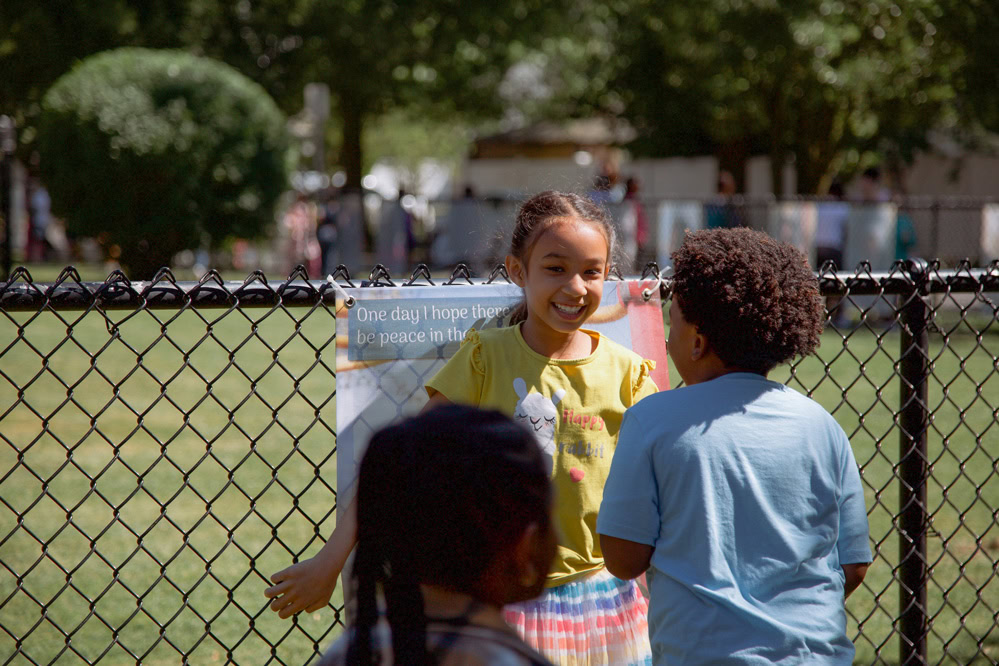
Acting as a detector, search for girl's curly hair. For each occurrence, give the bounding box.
[671,228,823,375]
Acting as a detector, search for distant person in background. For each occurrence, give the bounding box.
[816,181,851,326]
[315,406,556,665]
[316,189,339,277]
[705,169,744,229]
[589,160,626,206]
[815,182,849,270]
[624,177,652,267]
[893,193,918,263]
[283,192,321,276]
[859,167,890,203]
[588,173,615,206]
[376,190,414,275]
[431,185,487,273]
[27,177,51,263]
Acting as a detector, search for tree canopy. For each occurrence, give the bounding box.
[185,0,575,187]
[7,0,999,196]
[562,0,999,192]
[37,48,289,277]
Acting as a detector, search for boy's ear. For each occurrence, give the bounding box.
[691,330,709,361]
[506,255,526,287]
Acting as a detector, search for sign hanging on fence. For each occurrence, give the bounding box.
[334,280,669,510]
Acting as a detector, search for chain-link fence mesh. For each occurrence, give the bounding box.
[1,261,997,665]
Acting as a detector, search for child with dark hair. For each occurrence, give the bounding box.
[598,228,872,664]
[317,405,556,665]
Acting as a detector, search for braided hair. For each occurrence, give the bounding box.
[346,405,552,664]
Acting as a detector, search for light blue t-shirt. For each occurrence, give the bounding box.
[597,372,872,665]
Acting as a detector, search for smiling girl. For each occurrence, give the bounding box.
[422,191,659,665]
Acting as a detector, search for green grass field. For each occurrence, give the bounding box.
[0,305,343,665]
[1,298,997,664]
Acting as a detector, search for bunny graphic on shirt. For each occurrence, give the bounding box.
[512,377,566,475]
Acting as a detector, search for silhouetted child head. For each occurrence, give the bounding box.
[668,228,823,382]
[347,405,555,665]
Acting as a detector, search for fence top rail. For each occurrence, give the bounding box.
[0,261,997,312]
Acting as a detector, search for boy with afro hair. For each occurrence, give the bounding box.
[597,228,872,664]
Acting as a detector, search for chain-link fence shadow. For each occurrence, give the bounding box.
[1,260,997,664]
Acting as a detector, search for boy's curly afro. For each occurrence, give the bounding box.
[671,228,823,375]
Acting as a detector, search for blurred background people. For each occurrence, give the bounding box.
[283,192,321,276]
[705,170,745,229]
[316,189,340,277]
[26,176,51,263]
[375,190,414,275]
[816,181,849,270]
[624,176,651,268]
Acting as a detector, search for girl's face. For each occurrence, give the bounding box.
[509,218,609,343]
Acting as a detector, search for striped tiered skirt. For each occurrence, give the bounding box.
[504,568,652,666]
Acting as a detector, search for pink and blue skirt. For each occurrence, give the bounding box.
[504,568,653,666]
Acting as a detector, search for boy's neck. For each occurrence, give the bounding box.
[683,355,766,386]
[519,320,595,359]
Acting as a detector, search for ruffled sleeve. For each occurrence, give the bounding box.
[460,329,485,375]
[424,328,486,404]
[632,358,658,403]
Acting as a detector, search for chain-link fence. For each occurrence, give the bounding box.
[1,261,997,665]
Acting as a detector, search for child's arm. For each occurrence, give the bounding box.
[842,562,869,599]
[421,391,453,413]
[264,393,452,618]
[264,496,357,618]
[600,534,653,580]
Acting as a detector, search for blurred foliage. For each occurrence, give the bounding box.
[37,48,289,278]
[4,0,998,196]
[184,0,576,187]
[538,0,999,192]
[362,110,474,189]
[0,0,190,153]
[485,0,998,193]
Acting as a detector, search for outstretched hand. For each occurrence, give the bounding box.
[265,555,339,618]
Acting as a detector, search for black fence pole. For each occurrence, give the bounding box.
[897,262,930,665]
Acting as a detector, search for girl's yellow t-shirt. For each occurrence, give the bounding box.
[425,324,658,586]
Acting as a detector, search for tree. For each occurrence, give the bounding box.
[37,48,289,278]
[187,0,573,187]
[933,0,999,135]
[588,0,973,193]
[0,0,189,155]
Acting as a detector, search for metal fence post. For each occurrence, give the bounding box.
[898,261,930,665]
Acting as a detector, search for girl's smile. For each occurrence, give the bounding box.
[553,303,585,319]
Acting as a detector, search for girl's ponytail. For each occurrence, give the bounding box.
[509,301,529,325]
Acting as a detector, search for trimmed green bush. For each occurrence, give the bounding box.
[38,48,290,277]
